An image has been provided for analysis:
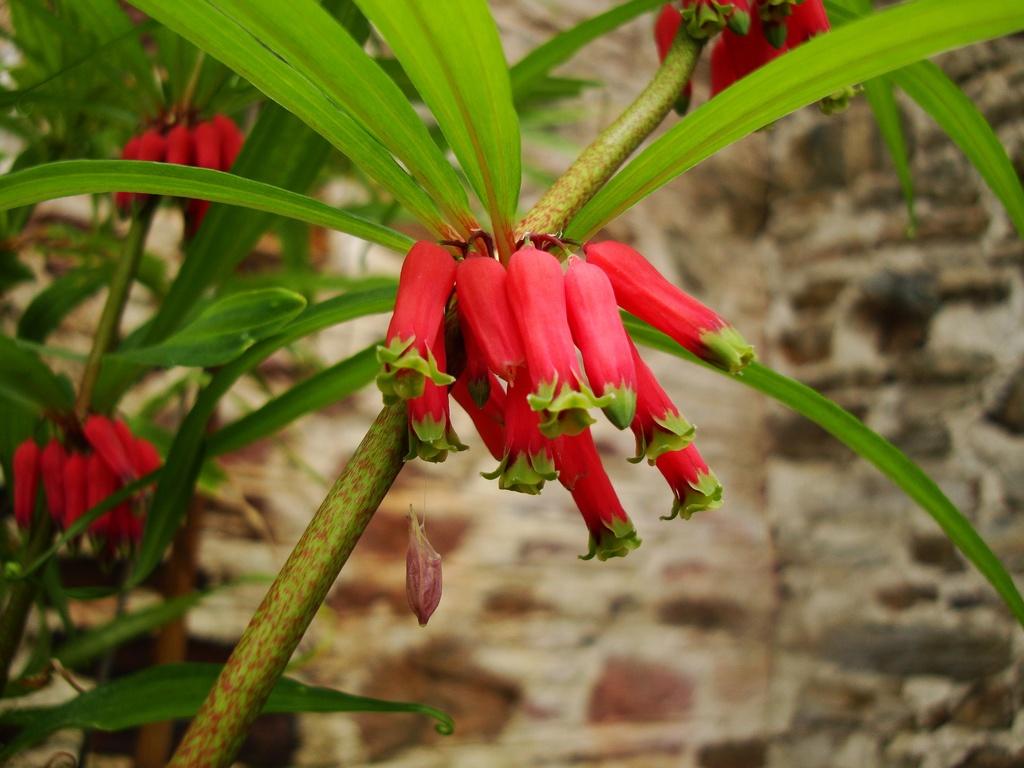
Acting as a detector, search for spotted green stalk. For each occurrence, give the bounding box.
[168,404,407,767]
[517,33,702,238]
[169,25,705,768]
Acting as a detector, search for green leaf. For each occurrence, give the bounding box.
[625,318,1024,629]
[567,0,1024,239]
[212,0,473,232]
[0,662,453,760]
[130,286,396,588]
[862,75,917,233]
[0,335,74,414]
[17,265,111,343]
[113,289,308,368]
[0,160,414,252]
[826,0,1024,238]
[128,0,447,232]
[54,592,205,670]
[356,0,521,246]
[208,345,379,457]
[509,0,664,101]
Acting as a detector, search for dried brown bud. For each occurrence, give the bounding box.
[406,506,442,626]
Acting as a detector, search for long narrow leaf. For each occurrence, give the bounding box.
[0,160,413,251]
[510,0,664,101]
[356,0,521,248]
[212,0,473,233]
[0,662,453,760]
[128,0,446,233]
[129,286,396,587]
[0,335,74,414]
[862,76,917,232]
[567,0,1024,239]
[207,345,379,457]
[625,319,1024,628]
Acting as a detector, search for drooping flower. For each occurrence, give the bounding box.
[13,439,40,529]
[506,246,608,438]
[455,255,526,382]
[482,374,557,495]
[115,136,141,212]
[377,241,457,402]
[406,506,442,626]
[709,13,784,95]
[40,439,67,524]
[165,124,193,166]
[785,0,829,45]
[584,240,754,373]
[554,430,641,561]
[451,371,506,461]
[62,451,88,529]
[84,415,136,482]
[629,341,696,462]
[656,444,723,519]
[564,256,637,429]
[213,114,244,169]
[406,327,466,463]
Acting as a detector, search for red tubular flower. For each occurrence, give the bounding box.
[86,452,118,538]
[455,256,526,381]
[406,328,466,463]
[709,14,784,95]
[131,437,162,478]
[785,0,829,45]
[13,439,40,528]
[506,246,608,438]
[681,0,751,38]
[192,121,222,171]
[213,114,244,170]
[137,128,168,164]
[482,374,557,494]
[629,342,696,462]
[165,124,193,166]
[655,443,723,519]
[115,136,141,212]
[553,430,641,561]
[452,372,506,461]
[62,452,87,529]
[565,256,637,429]
[584,240,754,373]
[84,415,136,482]
[458,320,493,407]
[40,439,67,524]
[378,242,457,401]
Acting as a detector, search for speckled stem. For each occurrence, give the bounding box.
[517,33,702,238]
[167,403,407,768]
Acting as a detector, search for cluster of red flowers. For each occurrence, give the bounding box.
[377,239,753,560]
[655,0,832,105]
[116,114,244,235]
[11,416,161,555]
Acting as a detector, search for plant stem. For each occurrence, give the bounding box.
[75,203,155,418]
[0,513,53,694]
[517,33,702,238]
[167,403,407,768]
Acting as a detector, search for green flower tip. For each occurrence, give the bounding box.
[580,518,642,562]
[819,85,860,116]
[701,326,756,374]
[481,451,557,495]
[629,412,696,464]
[406,416,467,464]
[376,337,454,403]
[601,384,637,430]
[528,377,608,439]
[662,470,724,521]
[682,1,737,39]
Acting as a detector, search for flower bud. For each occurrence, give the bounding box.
[506,246,608,438]
[377,241,457,402]
[212,114,244,171]
[62,452,88,529]
[565,256,637,429]
[13,439,40,528]
[83,415,136,482]
[584,240,754,373]
[406,506,442,626]
[165,124,194,166]
[455,256,526,381]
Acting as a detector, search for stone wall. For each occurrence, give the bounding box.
[7,3,1024,767]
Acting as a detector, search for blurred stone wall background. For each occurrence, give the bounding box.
[7,2,1024,767]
